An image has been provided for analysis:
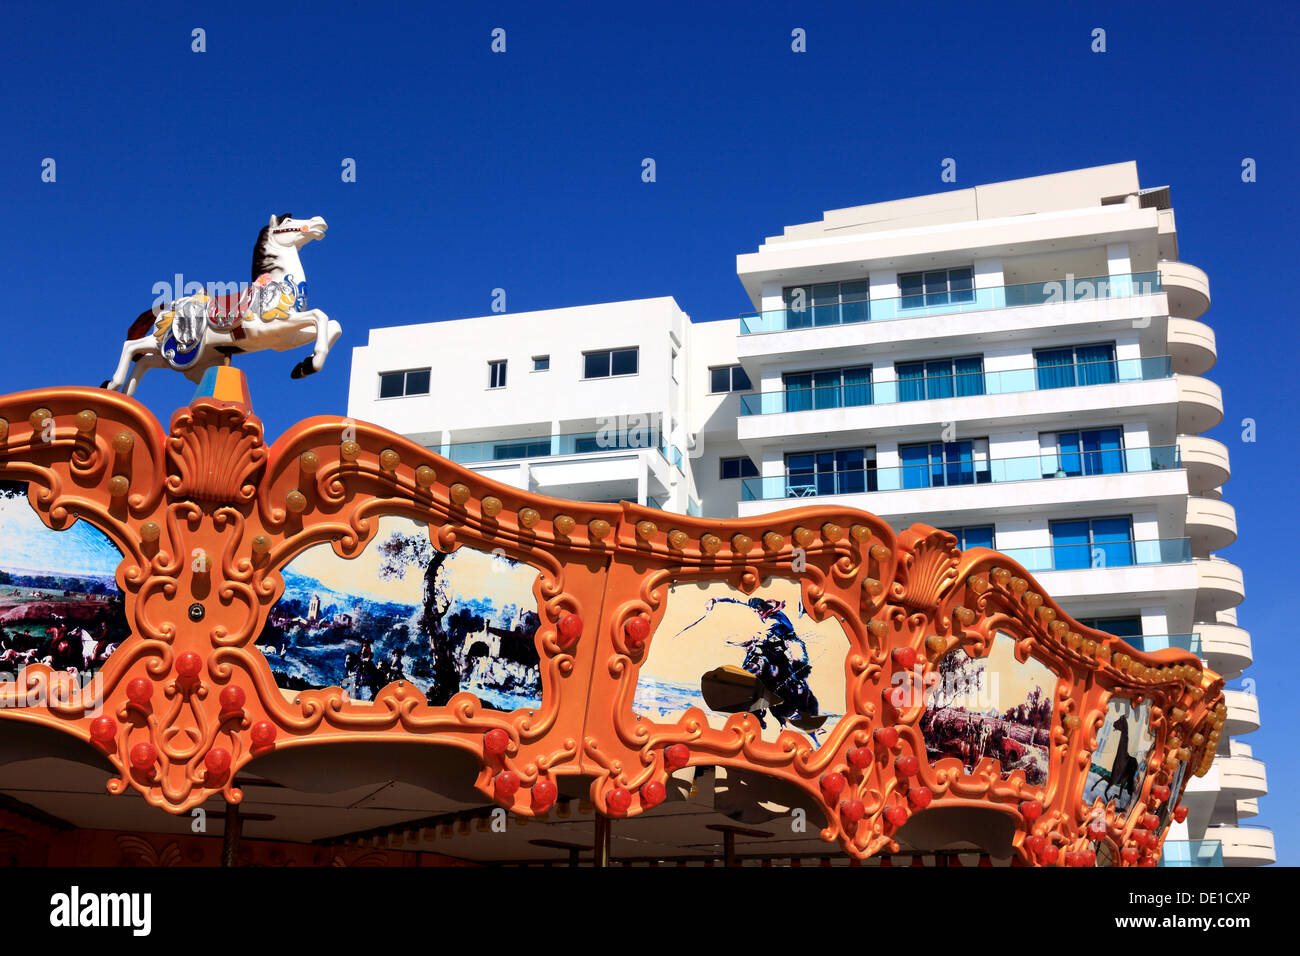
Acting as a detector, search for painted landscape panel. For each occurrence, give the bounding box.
[257,515,542,711]
[1083,697,1155,813]
[0,480,129,688]
[633,578,847,745]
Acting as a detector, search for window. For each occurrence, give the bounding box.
[710,365,753,393]
[488,360,507,389]
[1034,343,1117,390]
[719,456,760,480]
[784,448,877,497]
[941,525,995,550]
[378,368,431,398]
[1076,616,1143,638]
[782,366,872,412]
[896,355,984,401]
[584,347,639,379]
[1049,516,1134,570]
[899,267,974,309]
[492,438,550,460]
[900,440,990,489]
[1048,427,1124,477]
[533,355,550,372]
[781,279,871,327]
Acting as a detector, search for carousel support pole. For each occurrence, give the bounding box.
[722,829,736,867]
[222,801,242,868]
[594,812,612,868]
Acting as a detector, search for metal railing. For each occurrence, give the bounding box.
[1158,840,1223,867]
[436,427,673,466]
[740,272,1163,334]
[998,538,1191,573]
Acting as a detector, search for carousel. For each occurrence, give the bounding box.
[0,217,1224,868]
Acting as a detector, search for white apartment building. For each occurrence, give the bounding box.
[347,162,1271,866]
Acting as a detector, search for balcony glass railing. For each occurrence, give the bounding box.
[1126,634,1202,655]
[440,427,667,465]
[739,357,1172,416]
[740,272,1163,334]
[1158,840,1223,867]
[739,445,1179,500]
[999,538,1191,573]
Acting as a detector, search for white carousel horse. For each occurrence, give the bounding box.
[103,214,340,395]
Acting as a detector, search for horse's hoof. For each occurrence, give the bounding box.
[290,357,316,379]
[100,380,112,390]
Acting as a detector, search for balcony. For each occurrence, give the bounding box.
[1158,840,1223,867]
[1159,260,1210,321]
[998,538,1190,574]
[738,272,1162,334]
[1186,496,1237,553]
[740,445,1180,502]
[1176,375,1224,434]
[1168,317,1216,375]
[1214,754,1268,800]
[1194,622,1252,679]
[1204,826,1274,866]
[1127,634,1201,654]
[1194,557,1245,618]
[1223,689,1260,735]
[1238,798,1259,819]
[1177,436,1230,494]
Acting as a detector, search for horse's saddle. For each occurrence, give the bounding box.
[155,274,305,369]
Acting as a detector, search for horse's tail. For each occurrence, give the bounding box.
[127,308,156,341]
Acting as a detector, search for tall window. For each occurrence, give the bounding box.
[941,525,995,550]
[488,360,507,389]
[710,365,753,393]
[781,279,871,327]
[719,456,760,480]
[379,368,431,398]
[1049,516,1134,570]
[900,440,989,489]
[1034,343,1117,389]
[782,366,872,412]
[584,347,639,379]
[899,267,974,309]
[896,355,984,401]
[784,448,876,497]
[1050,427,1124,477]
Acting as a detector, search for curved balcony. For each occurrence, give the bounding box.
[1194,557,1245,617]
[1195,622,1252,679]
[1177,436,1230,493]
[1160,260,1211,320]
[1238,798,1259,819]
[1204,825,1274,866]
[1168,317,1217,375]
[1186,496,1237,553]
[1214,754,1268,800]
[1176,375,1224,434]
[1223,688,1260,735]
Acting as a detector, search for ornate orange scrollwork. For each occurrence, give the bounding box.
[0,380,1224,865]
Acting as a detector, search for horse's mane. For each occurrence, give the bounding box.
[251,212,293,280]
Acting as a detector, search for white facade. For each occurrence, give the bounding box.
[347,162,1269,866]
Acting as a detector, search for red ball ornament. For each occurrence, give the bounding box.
[892,646,917,669]
[606,787,632,814]
[1082,849,1096,867]
[1173,805,1189,824]
[1151,784,1171,802]
[218,685,245,713]
[126,677,152,707]
[129,742,157,771]
[846,746,871,769]
[531,778,558,812]
[204,748,231,776]
[1121,846,1140,863]
[1023,834,1045,856]
[250,721,276,748]
[664,743,690,771]
[820,772,846,798]
[1020,799,1043,821]
[557,613,583,646]
[840,798,865,823]
[641,780,667,808]
[884,805,909,827]
[873,727,899,749]
[894,754,919,777]
[1142,812,1160,831]
[624,616,650,649]
[1132,828,1150,850]
[908,786,933,809]
[176,651,203,679]
[89,716,116,745]
[484,728,510,756]
[495,771,520,799]
[1040,844,1059,865]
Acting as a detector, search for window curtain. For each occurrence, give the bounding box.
[1035,348,1076,389]
[954,355,985,396]
[925,359,954,399]
[813,369,842,409]
[784,373,812,412]
[836,449,866,494]
[898,363,926,402]
[900,444,931,489]
[1075,344,1117,385]
[843,366,872,407]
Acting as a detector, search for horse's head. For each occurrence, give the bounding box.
[266,212,328,248]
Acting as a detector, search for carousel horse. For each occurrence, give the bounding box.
[103,214,339,395]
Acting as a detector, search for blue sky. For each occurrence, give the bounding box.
[2,1,1296,860]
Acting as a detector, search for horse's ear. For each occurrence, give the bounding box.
[268,213,278,228]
